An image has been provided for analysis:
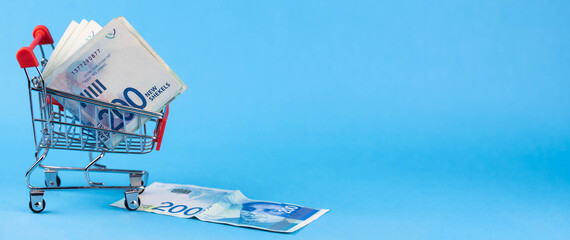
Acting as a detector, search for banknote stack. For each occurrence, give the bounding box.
[111,182,329,233]
[43,17,187,147]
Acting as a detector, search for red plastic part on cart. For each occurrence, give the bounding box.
[16,25,54,68]
[154,105,169,151]
[33,25,54,45]
[46,95,64,112]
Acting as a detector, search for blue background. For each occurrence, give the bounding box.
[1,0,569,239]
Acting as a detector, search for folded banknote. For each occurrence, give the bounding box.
[44,17,187,148]
[43,20,103,78]
[111,182,329,233]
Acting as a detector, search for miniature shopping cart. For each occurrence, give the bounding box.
[16,25,169,213]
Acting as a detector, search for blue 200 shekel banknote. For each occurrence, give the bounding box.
[111,182,328,233]
[197,190,329,233]
[44,17,187,148]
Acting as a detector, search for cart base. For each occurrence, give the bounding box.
[28,163,148,213]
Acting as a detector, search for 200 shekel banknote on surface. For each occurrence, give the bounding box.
[111,182,328,233]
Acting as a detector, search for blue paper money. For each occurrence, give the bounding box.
[44,17,187,148]
[111,182,328,233]
[198,190,329,233]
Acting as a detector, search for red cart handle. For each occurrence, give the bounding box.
[154,105,169,151]
[16,25,54,68]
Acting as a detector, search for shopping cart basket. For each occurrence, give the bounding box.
[16,25,169,213]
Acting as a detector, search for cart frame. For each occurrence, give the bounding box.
[16,25,169,213]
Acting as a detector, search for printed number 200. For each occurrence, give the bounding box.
[151,202,203,216]
[97,87,147,131]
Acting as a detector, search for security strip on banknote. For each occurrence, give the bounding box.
[111,182,328,233]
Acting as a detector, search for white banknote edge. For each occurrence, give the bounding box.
[58,20,102,68]
[43,20,78,75]
[45,19,88,77]
[44,20,103,80]
[115,16,187,93]
[195,208,330,233]
[285,209,329,233]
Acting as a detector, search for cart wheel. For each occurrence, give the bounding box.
[29,199,46,213]
[124,197,141,211]
[45,176,61,187]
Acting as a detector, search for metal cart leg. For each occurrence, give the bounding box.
[27,147,50,188]
[84,152,105,186]
[27,147,49,213]
[89,152,107,169]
